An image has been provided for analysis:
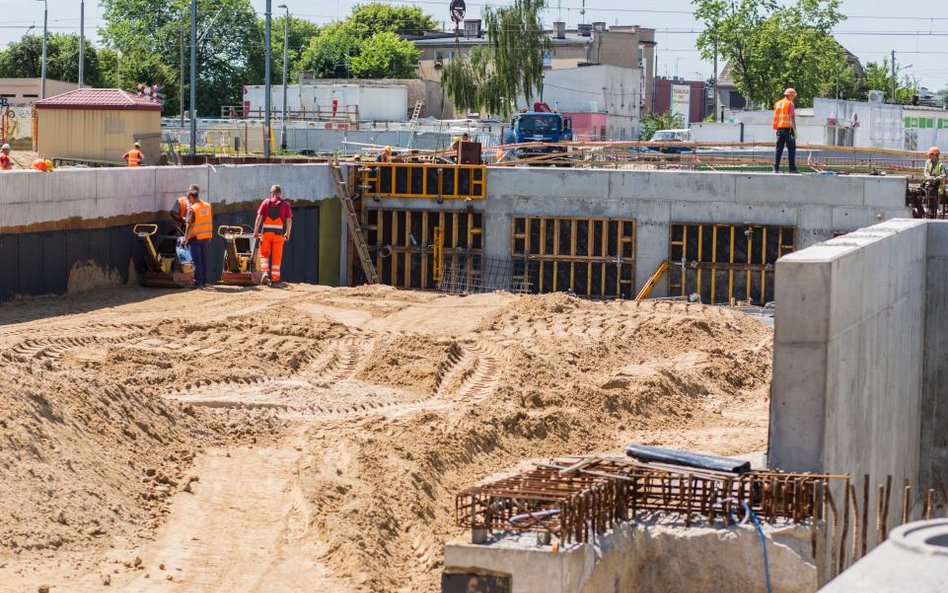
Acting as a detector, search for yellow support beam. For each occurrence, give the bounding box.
[635,260,670,301]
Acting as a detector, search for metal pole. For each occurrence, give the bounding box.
[78,0,84,87]
[280,5,289,151]
[712,41,718,122]
[40,0,47,99]
[264,0,272,159]
[179,26,185,127]
[890,49,897,104]
[189,0,197,156]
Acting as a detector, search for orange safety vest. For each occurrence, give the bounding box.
[126,148,143,167]
[32,158,48,172]
[773,98,794,129]
[177,196,189,220]
[189,200,213,240]
[262,200,286,235]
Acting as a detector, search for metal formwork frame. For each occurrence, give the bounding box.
[512,216,636,299]
[668,222,795,304]
[364,207,483,289]
[361,164,487,200]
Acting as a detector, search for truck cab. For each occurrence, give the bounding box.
[504,102,572,157]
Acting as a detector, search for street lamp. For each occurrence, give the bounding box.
[264,0,272,159]
[35,0,47,99]
[278,4,289,151]
[189,0,197,156]
[79,0,85,87]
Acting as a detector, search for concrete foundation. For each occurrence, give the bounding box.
[442,521,816,593]
[2,165,909,301]
[770,219,948,488]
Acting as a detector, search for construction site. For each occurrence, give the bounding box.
[1,152,947,593]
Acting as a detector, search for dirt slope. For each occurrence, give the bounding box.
[0,285,772,592]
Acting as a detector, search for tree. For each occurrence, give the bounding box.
[296,3,435,80]
[100,0,262,115]
[641,112,685,140]
[442,0,549,117]
[0,33,108,87]
[349,32,420,79]
[863,59,915,103]
[694,0,847,108]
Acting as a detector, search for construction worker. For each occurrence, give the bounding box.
[773,88,798,173]
[123,141,144,167]
[0,144,13,170]
[923,146,946,216]
[170,184,198,235]
[31,158,54,172]
[376,145,392,163]
[253,184,293,287]
[181,185,213,288]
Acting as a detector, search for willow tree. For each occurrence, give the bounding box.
[441,0,549,117]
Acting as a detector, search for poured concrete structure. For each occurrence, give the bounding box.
[2,164,909,301]
[443,522,815,593]
[770,219,948,488]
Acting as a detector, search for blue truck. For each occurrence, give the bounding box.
[504,102,572,159]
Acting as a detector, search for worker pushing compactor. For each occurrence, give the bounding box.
[252,184,293,288]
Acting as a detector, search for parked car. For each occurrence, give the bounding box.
[649,129,693,153]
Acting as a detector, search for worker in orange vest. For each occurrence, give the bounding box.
[0,144,13,170]
[182,185,213,288]
[772,88,798,173]
[170,184,198,235]
[252,184,293,288]
[31,158,54,172]
[123,141,144,167]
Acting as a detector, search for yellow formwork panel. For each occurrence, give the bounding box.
[668,222,795,305]
[512,215,636,299]
[361,164,486,200]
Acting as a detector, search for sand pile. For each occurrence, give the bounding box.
[0,286,772,592]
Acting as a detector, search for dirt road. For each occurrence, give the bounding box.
[0,284,772,592]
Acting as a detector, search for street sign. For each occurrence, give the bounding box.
[450,0,466,24]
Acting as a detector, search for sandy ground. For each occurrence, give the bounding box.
[0,284,773,593]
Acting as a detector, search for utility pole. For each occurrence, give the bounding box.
[36,0,48,99]
[890,49,897,104]
[264,0,272,159]
[190,0,197,156]
[78,0,84,87]
[179,26,185,127]
[278,4,289,152]
[712,40,718,121]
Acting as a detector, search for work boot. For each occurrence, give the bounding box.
[773,165,780,173]
[270,281,285,289]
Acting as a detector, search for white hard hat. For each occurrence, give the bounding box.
[1,144,10,151]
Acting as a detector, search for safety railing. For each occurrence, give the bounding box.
[361,163,486,200]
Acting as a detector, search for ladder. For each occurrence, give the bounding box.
[405,100,424,149]
[329,160,379,284]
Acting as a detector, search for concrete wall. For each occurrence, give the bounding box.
[770,219,948,491]
[443,522,815,593]
[0,163,339,300]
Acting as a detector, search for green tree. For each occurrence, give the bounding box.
[346,3,437,37]
[0,33,107,87]
[442,0,549,117]
[100,0,262,115]
[641,111,685,140]
[694,0,847,108]
[349,32,420,79]
[863,59,915,103]
[297,3,435,80]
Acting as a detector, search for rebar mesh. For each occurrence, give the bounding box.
[438,257,534,295]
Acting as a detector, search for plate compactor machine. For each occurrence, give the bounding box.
[132,223,195,287]
[218,225,268,285]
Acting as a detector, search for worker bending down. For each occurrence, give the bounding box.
[170,184,197,235]
[253,184,293,287]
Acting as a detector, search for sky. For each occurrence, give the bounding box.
[2,0,948,91]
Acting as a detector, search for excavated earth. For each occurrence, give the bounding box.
[0,284,773,593]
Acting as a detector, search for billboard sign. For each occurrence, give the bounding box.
[671,85,691,126]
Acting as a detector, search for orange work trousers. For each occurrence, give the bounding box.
[259,232,285,282]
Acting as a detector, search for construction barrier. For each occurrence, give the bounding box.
[361,164,486,200]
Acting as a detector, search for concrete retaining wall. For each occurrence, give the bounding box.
[770,219,948,488]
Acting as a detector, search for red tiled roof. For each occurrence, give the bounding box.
[34,88,162,111]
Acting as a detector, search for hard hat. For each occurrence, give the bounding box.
[1,143,9,151]
[134,141,141,147]
[452,136,461,143]
[784,88,797,96]
[384,145,392,153]
[929,146,941,156]
[44,159,54,171]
